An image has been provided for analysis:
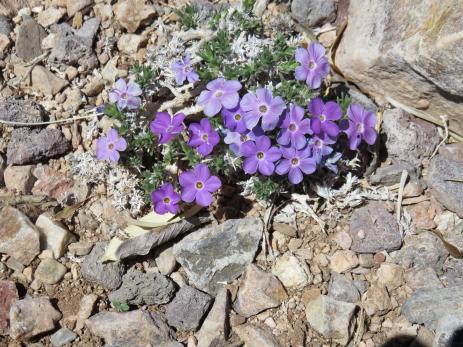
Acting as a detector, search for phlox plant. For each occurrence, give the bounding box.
[96,38,377,215]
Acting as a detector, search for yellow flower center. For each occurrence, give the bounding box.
[259,105,268,113]
[234,114,241,121]
[289,123,297,131]
[108,143,115,150]
[309,61,315,69]
[202,134,209,141]
[163,197,171,203]
[257,152,264,159]
[215,91,223,98]
[196,182,204,189]
[291,158,299,165]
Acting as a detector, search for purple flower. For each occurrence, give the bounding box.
[308,98,341,137]
[179,164,221,206]
[224,127,263,156]
[343,103,377,150]
[172,55,199,85]
[151,183,181,215]
[96,128,127,163]
[277,103,312,149]
[222,105,247,133]
[150,112,185,144]
[109,78,142,111]
[275,147,316,184]
[295,42,329,89]
[241,136,282,176]
[188,118,220,156]
[308,133,336,163]
[240,88,286,131]
[197,78,242,117]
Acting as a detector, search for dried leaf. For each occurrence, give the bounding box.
[53,195,94,221]
[430,229,463,259]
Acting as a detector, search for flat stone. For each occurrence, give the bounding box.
[408,201,438,230]
[15,19,47,62]
[113,0,156,33]
[30,66,68,96]
[349,202,402,253]
[370,162,419,186]
[0,207,40,265]
[173,217,262,295]
[428,155,463,218]
[75,294,98,331]
[362,283,391,316]
[290,0,336,28]
[36,213,74,258]
[108,270,176,305]
[335,0,463,135]
[7,128,70,165]
[376,263,404,290]
[272,253,312,289]
[234,323,281,347]
[196,288,229,347]
[6,257,24,273]
[433,311,463,347]
[404,267,443,290]
[155,247,177,276]
[0,15,12,36]
[37,7,64,27]
[0,280,18,335]
[76,17,100,46]
[393,232,448,272]
[34,258,67,285]
[306,295,357,346]
[4,165,36,194]
[234,264,287,317]
[86,310,175,346]
[32,165,74,201]
[0,97,44,124]
[165,285,212,331]
[50,328,77,347]
[117,34,147,54]
[402,286,463,330]
[439,143,463,165]
[9,296,61,340]
[68,241,93,256]
[330,250,359,273]
[328,272,360,303]
[67,0,93,16]
[81,242,124,290]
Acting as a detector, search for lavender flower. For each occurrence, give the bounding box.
[241,136,282,176]
[277,103,312,149]
[179,164,221,206]
[308,133,336,163]
[343,103,377,150]
[275,147,316,184]
[295,42,329,89]
[240,88,285,131]
[150,112,185,144]
[171,55,199,85]
[96,128,127,163]
[222,105,247,133]
[188,118,220,156]
[224,127,263,156]
[151,183,181,215]
[308,98,341,137]
[108,78,142,111]
[197,78,242,117]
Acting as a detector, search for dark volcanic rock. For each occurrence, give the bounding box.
[7,128,70,165]
[0,97,44,124]
[349,202,402,253]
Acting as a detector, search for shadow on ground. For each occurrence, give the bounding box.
[380,329,463,347]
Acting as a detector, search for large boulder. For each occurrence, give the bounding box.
[335,0,463,134]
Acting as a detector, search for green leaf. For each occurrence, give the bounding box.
[112,301,130,312]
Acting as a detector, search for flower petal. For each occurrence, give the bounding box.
[276,159,291,175]
[179,172,196,187]
[195,163,211,181]
[295,47,309,64]
[181,186,197,203]
[243,157,258,174]
[288,167,303,184]
[258,160,275,176]
[266,147,282,161]
[127,82,142,96]
[114,78,127,92]
[195,190,213,206]
[363,128,377,145]
[324,101,342,120]
[240,141,257,157]
[295,66,308,81]
[221,92,239,109]
[308,97,324,116]
[203,97,222,117]
[205,175,221,192]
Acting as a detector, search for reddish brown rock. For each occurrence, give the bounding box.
[408,201,437,230]
[4,165,36,194]
[0,280,18,335]
[113,0,156,33]
[32,165,74,201]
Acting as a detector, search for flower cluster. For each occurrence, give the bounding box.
[97,41,377,215]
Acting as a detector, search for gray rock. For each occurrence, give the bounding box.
[173,217,262,295]
[48,21,99,71]
[165,285,212,331]
[234,323,281,347]
[433,311,463,347]
[76,17,100,46]
[108,270,176,305]
[404,266,443,290]
[81,242,124,290]
[86,310,176,347]
[0,206,40,265]
[15,19,47,61]
[428,155,463,218]
[7,128,70,165]
[369,162,419,185]
[155,247,177,276]
[196,288,229,347]
[234,264,288,318]
[0,97,44,125]
[442,258,463,287]
[0,15,12,36]
[381,109,440,167]
[328,272,360,303]
[272,253,312,289]
[335,0,463,135]
[291,0,336,28]
[306,295,357,345]
[353,280,369,295]
[439,143,463,165]
[393,232,448,272]
[34,258,67,285]
[50,328,77,347]
[402,286,463,330]
[349,202,402,253]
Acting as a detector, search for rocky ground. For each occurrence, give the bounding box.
[1,0,463,347]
